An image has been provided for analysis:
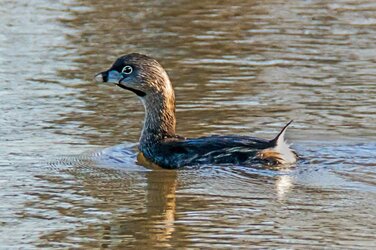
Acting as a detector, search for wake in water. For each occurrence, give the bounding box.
[50,140,376,192]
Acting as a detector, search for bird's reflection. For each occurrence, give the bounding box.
[32,151,180,248]
[136,152,178,246]
[275,174,294,201]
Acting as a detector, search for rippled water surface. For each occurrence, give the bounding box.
[1,0,376,248]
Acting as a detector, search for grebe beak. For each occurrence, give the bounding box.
[94,70,121,84]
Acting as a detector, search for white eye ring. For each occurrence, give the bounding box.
[121,65,133,74]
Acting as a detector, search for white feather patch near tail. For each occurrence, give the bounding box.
[257,120,297,165]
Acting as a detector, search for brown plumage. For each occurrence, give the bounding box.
[95,53,297,168]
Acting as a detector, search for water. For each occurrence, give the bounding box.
[1,0,376,248]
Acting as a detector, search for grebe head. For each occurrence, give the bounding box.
[95,53,177,142]
[95,53,173,99]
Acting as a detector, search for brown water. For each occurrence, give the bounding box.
[1,0,376,248]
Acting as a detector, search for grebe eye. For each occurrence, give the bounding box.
[121,65,133,74]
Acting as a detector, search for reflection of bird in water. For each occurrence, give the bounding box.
[95,53,297,168]
[275,175,294,201]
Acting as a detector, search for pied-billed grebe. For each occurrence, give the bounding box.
[95,53,297,168]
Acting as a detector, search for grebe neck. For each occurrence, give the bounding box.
[139,80,176,146]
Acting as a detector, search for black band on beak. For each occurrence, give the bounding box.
[101,71,109,82]
[94,71,108,82]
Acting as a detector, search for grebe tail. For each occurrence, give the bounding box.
[257,120,297,165]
